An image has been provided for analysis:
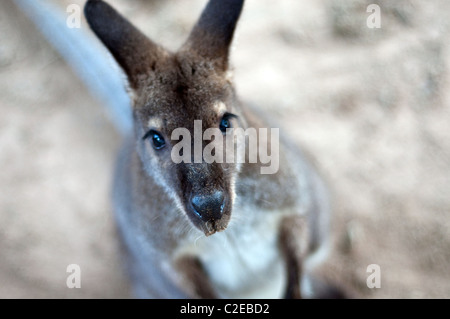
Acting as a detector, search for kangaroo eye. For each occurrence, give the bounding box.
[219,118,230,133]
[220,113,236,133]
[152,132,166,149]
[143,129,166,150]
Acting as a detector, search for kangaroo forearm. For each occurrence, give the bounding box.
[176,256,218,299]
[279,216,309,299]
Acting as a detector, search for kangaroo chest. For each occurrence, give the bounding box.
[180,211,286,298]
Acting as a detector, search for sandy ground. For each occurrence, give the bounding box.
[1,0,449,298]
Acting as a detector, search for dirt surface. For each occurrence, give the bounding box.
[1,0,449,298]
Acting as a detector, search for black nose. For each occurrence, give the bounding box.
[190,190,226,222]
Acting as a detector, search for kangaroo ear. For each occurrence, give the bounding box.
[84,0,164,89]
[181,0,244,71]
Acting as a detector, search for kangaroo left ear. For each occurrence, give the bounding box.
[84,0,165,89]
[180,0,244,72]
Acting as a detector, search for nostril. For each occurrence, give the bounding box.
[191,195,204,218]
[190,191,226,221]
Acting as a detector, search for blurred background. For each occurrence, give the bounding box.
[1,0,449,298]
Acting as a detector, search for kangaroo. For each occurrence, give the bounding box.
[84,0,340,299]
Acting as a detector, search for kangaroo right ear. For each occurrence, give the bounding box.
[84,0,164,89]
[181,0,244,72]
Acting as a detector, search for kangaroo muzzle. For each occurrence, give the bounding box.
[180,163,232,236]
[187,186,232,236]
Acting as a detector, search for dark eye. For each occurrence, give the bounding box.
[143,129,166,150]
[220,114,235,133]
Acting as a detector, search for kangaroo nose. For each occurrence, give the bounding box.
[191,190,226,222]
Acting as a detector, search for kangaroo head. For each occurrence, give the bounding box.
[85,0,245,236]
